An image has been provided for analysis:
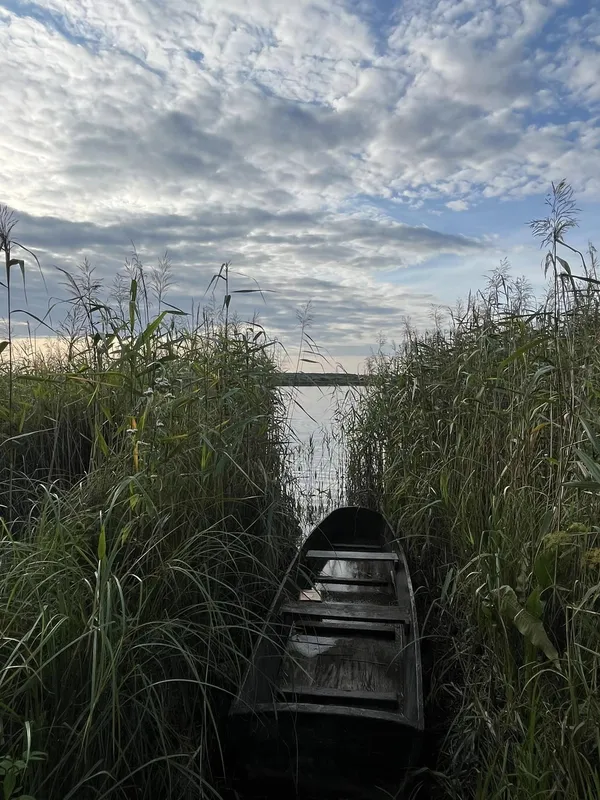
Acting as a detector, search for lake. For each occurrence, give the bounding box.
[284,386,364,528]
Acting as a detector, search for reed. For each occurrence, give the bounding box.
[0,233,300,799]
[345,182,600,798]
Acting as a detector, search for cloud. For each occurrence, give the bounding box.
[446,200,469,212]
[0,0,598,357]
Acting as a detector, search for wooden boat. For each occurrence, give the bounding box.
[227,506,424,799]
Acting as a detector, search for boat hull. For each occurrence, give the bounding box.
[227,709,422,799]
[226,506,424,799]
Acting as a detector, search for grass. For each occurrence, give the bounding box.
[344,182,600,798]
[5,181,599,800]
[0,234,300,799]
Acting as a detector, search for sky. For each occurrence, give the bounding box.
[1,0,599,370]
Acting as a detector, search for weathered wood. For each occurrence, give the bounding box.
[317,583,391,597]
[250,701,418,726]
[281,632,401,695]
[333,542,382,550]
[311,585,396,605]
[317,558,392,584]
[226,506,424,800]
[307,549,399,562]
[292,619,395,637]
[278,685,399,706]
[282,600,409,622]
[316,575,389,586]
[281,625,405,705]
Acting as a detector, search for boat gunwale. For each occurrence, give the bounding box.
[229,505,424,731]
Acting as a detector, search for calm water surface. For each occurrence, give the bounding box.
[284,386,363,525]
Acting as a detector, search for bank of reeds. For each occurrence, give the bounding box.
[345,183,600,798]
[0,231,300,799]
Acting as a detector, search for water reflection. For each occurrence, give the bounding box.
[284,386,362,526]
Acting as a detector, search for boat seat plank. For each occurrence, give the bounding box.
[278,685,398,706]
[307,549,399,562]
[282,600,409,623]
[292,619,396,636]
[312,586,395,605]
[316,575,389,587]
[249,702,415,725]
[330,543,382,550]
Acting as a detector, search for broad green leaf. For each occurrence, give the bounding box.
[564,480,600,492]
[158,301,186,314]
[575,448,600,484]
[9,257,26,298]
[94,425,110,458]
[530,422,549,435]
[533,549,555,591]
[4,767,17,800]
[11,310,55,332]
[120,524,132,546]
[160,434,188,443]
[525,586,543,618]
[498,336,548,369]
[0,341,8,356]
[580,418,600,457]
[440,567,455,603]
[201,443,212,470]
[531,365,554,386]
[136,311,169,348]
[97,523,106,560]
[492,585,559,668]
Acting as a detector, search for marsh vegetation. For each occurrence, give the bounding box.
[1,183,599,799]
[0,234,300,799]
[345,182,600,798]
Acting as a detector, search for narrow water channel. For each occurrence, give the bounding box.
[284,386,362,527]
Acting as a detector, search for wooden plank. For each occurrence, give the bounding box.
[317,559,391,583]
[282,600,409,623]
[316,575,388,586]
[281,632,401,695]
[278,685,398,706]
[306,549,398,562]
[313,585,394,605]
[332,543,382,550]
[248,702,417,726]
[292,619,395,636]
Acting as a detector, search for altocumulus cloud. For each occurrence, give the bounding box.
[0,0,599,359]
